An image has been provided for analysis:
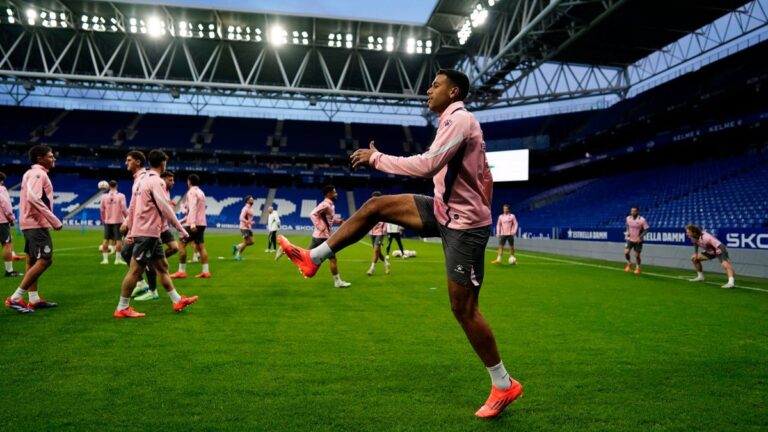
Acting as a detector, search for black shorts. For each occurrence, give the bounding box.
[702,245,729,263]
[241,229,254,239]
[181,226,206,244]
[413,195,490,288]
[121,241,133,263]
[103,223,122,241]
[309,237,334,258]
[23,228,53,263]
[132,236,165,267]
[160,230,175,245]
[625,241,643,252]
[370,235,384,246]
[499,235,514,247]
[0,223,11,245]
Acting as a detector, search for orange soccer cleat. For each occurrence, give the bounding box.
[277,235,320,278]
[624,264,631,272]
[169,271,187,279]
[475,378,523,419]
[173,295,199,312]
[113,307,146,318]
[634,267,641,275]
[194,272,211,279]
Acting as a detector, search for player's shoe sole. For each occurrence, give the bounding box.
[475,378,523,418]
[721,283,735,289]
[170,272,187,279]
[278,235,320,278]
[28,299,58,310]
[113,307,145,318]
[195,272,211,278]
[5,297,33,314]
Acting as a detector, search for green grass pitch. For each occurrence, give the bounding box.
[1,230,767,431]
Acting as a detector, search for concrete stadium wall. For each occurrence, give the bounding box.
[492,238,768,279]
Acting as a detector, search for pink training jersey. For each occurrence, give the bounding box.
[127,171,186,239]
[496,213,518,236]
[0,185,15,224]
[19,164,62,230]
[160,187,172,233]
[310,198,335,239]
[124,168,147,234]
[692,231,722,255]
[370,101,492,230]
[239,204,254,230]
[100,190,128,224]
[369,221,386,236]
[625,216,649,242]
[185,186,207,227]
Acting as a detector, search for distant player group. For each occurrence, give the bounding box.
[1,69,742,419]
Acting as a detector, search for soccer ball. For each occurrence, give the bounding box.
[508,256,517,265]
[392,250,402,257]
[97,180,109,190]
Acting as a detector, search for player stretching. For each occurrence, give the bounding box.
[278,69,521,417]
[366,192,390,275]
[100,180,128,265]
[134,171,181,301]
[492,204,518,264]
[114,150,198,318]
[0,171,23,277]
[5,146,62,313]
[685,224,736,289]
[171,174,210,279]
[624,206,650,274]
[233,195,255,260]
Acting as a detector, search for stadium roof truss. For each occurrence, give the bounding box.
[0,0,765,118]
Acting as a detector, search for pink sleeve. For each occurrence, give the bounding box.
[370,116,468,178]
[125,192,136,229]
[152,181,184,232]
[99,195,107,222]
[511,215,518,235]
[496,217,502,236]
[0,193,14,222]
[121,194,128,219]
[26,174,61,228]
[239,206,248,224]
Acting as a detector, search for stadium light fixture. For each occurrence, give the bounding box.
[470,4,488,27]
[406,37,415,54]
[146,16,165,37]
[26,8,37,26]
[269,25,287,46]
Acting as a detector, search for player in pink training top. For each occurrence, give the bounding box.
[113,150,198,318]
[685,224,736,289]
[171,174,211,279]
[492,204,518,264]
[0,171,23,277]
[277,69,521,418]
[624,206,650,274]
[366,191,390,276]
[99,180,128,265]
[233,195,255,261]
[5,146,63,314]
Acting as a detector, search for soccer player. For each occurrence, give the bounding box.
[266,206,281,253]
[298,185,351,288]
[0,171,23,277]
[134,170,180,302]
[278,69,521,417]
[99,180,128,265]
[685,224,736,288]
[114,150,198,318]
[233,195,255,260]
[367,192,390,276]
[385,222,405,258]
[624,206,650,274]
[5,145,63,314]
[492,204,518,264]
[171,174,210,279]
[119,151,152,296]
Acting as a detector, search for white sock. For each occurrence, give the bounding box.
[202,264,209,273]
[728,277,734,284]
[11,287,26,301]
[28,291,40,303]
[697,272,704,278]
[333,274,341,283]
[102,252,109,261]
[179,263,186,273]
[310,242,334,265]
[487,361,511,390]
[11,251,17,257]
[369,263,375,270]
[4,261,12,272]
[117,296,130,311]
[496,255,501,260]
[168,289,181,304]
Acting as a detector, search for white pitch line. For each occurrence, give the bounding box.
[509,251,768,293]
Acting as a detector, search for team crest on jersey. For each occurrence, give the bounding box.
[443,119,453,128]
[44,245,51,253]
